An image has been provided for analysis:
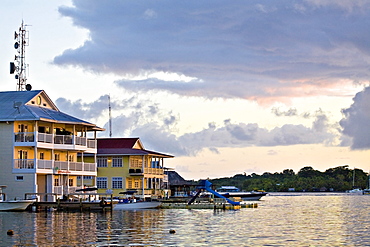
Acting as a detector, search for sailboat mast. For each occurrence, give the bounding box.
[353,168,355,188]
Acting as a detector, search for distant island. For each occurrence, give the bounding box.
[207,165,368,192]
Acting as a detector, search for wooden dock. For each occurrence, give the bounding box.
[30,199,114,212]
[160,198,258,210]
[26,192,115,212]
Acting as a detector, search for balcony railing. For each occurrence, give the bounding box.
[144,168,164,175]
[14,159,35,169]
[38,133,53,143]
[128,168,164,175]
[15,132,96,149]
[15,132,34,142]
[14,159,96,173]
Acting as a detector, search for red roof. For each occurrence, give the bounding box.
[96,138,174,158]
[97,138,140,149]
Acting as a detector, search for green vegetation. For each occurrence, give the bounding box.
[208,165,369,192]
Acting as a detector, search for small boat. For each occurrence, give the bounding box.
[347,188,363,194]
[346,169,363,194]
[0,200,34,211]
[216,186,268,201]
[0,186,34,211]
[113,201,161,210]
[363,189,370,195]
[113,190,161,210]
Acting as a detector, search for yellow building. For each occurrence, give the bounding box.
[0,90,103,202]
[93,138,174,199]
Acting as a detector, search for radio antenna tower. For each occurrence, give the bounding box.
[10,20,31,91]
[108,94,112,137]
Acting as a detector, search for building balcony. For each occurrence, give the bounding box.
[128,167,164,176]
[13,159,97,175]
[14,132,97,152]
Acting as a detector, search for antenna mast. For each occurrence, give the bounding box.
[108,95,112,137]
[10,20,31,91]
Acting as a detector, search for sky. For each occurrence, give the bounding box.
[1,0,369,180]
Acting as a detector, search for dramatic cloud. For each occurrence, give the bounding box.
[340,86,370,150]
[54,1,370,102]
[57,93,339,156]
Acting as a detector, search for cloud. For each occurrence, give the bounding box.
[340,86,370,150]
[54,1,370,103]
[56,92,339,156]
[136,112,337,156]
[271,107,298,117]
[55,95,110,121]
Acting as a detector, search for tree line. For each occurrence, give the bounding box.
[208,165,369,192]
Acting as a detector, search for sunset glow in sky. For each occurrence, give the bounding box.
[1,1,369,180]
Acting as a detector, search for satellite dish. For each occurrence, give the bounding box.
[14,42,19,49]
[25,84,32,91]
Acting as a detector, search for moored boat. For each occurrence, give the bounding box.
[0,200,34,211]
[0,186,34,211]
[216,186,268,201]
[113,201,161,210]
[346,188,363,194]
[113,190,161,210]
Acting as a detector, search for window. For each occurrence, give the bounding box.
[18,150,28,159]
[54,153,60,161]
[112,157,123,167]
[68,155,74,162]
[77,176,93,180]
[134,180,139,188]
[37,96,42,105]
[15,176,23,181]
[112,177,123,189]
[54,178,59,186]
[18,124,28,133]
[97,177,108,189]
[39,152,44,160]
[130,156,143,168]
[97,157,108,167]
[69,179,73,186]
[127,179,132,189]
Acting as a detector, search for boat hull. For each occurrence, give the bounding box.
[218,192,268,201]
[0,200,33,211]
[113,201,161,210]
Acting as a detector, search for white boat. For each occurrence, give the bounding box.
[0,186,34,211]
[216,186,268,201]
[346,169,363,194]
[113,201,161,210]
[0,200,34,211]
[113,190,161,210]
[347,188,363,194]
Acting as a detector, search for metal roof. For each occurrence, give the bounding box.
[0,90,104,130]
[96,138,174,158]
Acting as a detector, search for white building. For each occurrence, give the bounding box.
[0,90,103,201]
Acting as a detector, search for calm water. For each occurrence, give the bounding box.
[1,193,370,246]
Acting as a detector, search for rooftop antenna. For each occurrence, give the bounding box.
[108,94,112,137]
[10,20,31,91]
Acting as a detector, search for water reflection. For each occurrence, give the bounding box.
[1,194,370,246]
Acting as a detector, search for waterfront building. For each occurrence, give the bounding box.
[0,90,104,202]
[165,170,195,197]
[91,138,174,199]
